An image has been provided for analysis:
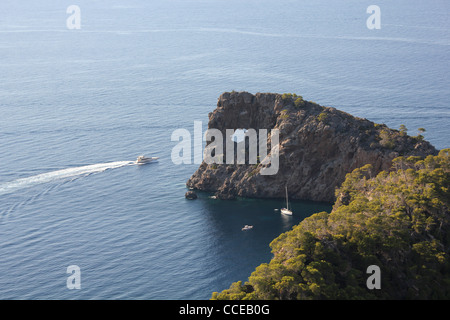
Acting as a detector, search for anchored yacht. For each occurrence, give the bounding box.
[281,186,293,216]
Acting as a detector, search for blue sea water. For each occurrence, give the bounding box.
[0,0,448,299]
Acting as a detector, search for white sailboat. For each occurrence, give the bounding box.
[281,186,293,216]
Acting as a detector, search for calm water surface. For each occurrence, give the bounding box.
[0,0,448,299]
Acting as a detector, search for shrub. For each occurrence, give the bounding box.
[280,109,289,120]
[379,129,395,149]
[281,93,293,101]
[282,93,300,103]
[415,128,426,141]
[317,112,328,123]
[399,124,408,136]
[294,97,304,108]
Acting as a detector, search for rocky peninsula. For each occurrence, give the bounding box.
[187,91,438,203]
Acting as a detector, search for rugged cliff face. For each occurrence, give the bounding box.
[186,91,438,203]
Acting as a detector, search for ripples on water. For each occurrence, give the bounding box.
[0,0,448,299]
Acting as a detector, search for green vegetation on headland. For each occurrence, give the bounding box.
[212,149,450,300]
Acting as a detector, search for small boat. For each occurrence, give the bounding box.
[281,186,293,216]
[242,225,253,231]
[135,155,159,165]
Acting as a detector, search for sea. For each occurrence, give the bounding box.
[0,0,448,299]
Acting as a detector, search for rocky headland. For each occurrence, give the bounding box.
[186,91,438,203]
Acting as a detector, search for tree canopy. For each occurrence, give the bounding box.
[212,149,450,300]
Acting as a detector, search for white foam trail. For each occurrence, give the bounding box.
[0,161,133,196]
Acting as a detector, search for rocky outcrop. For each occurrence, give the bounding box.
[185,191,198,200]
[186,91,438,203]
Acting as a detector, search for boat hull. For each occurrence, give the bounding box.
[135,156,159,165]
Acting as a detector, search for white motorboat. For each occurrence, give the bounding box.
[281,186,293,216]
[242,225,253,231]
[135,155,159,165]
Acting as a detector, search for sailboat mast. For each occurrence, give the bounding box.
[285,186,289,210]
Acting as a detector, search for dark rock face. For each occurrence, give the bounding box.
[185,191,198,200]
[186,91,438,203]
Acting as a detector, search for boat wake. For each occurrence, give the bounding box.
[0,161,134,196]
